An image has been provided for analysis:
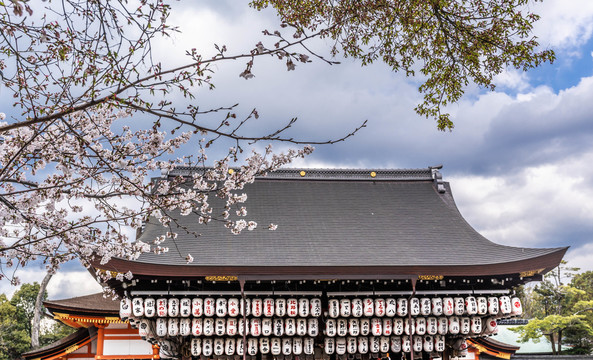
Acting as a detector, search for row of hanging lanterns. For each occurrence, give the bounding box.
[120,295,522,319]
[188,336,317,357]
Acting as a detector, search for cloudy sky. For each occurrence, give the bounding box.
[2,0,593,299]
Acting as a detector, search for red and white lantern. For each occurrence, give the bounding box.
[236,338,245,356]
[427,317,438,335]
[240,298,251,317]
[227,318,238,336]
[465,296,478,315]
[393,318,404,335]
[203,318,214,336]
[397,298,408,317]
[144,297,155,318]
[326,319,337,337]
[471,316,482,334]
[432,297,443,316]
[119,298,131,321]
[413,335,423,353]
[437,317,448,335]
[460,317,471,335]
[225,338,236,356]
[374,298,386,317]
[251,318,262,336]
[410,298,420,316]
[488,297,499,315]
[156,298,167,317]
[454,297,465,316]
[180,298,191,317]
[443,297,454,316]
[383,318,393,336]
[371,318,383,336]
[386,298,397,317]
[485,317,498,335]
[308,318,319,336]
[420,298,431,316]
[424,335,434,353]
[415,317,426,335]
[132,297,144,317]
[138,319,150,338]
[324,337,335,354]
[448,316,460,335]
[434,334,446,353]
[405,318,415,335]
[238,318,249,336]
[192,297,203,317]
[370,336,380,353]
[401,336,411,353]
[204,297,215,317]
[275,298,286,317]
[511,296,523,316]
[347,337,357,354]
[252,298,263,317]
[228,298,240,317]
[360,318,371,336]
[348,318,360,336]
[499,295,512,315]
[263,298,275,317]
[363,298,375,317]
[477,297,488,315]
[337,318,348,337]
[192,318,203,336]
[287,298,298,317]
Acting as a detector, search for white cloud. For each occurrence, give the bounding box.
[532,0,593,49]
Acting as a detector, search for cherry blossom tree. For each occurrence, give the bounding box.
[0,0,553,285]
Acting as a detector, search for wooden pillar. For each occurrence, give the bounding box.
[95,324,106,360]
[152,344,160,359]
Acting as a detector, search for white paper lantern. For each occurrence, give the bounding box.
[511,296,523,316]
[437,317,448,335]
[391,336,402,352]
[296,318,307,336]
[282,337,292,355]
[434,334,445,353]
[352,298,364,317]
[252,298,263,317]
[427,317,438,335]
[324,337,335,354]
[273,318,284,337]
[119,298,131,320]
[241,298,251,317]
[304,337,315,355]
[401,336,411,353]
[328,298,340,318]
[485,317,498,334]
[337,318,348,337]
[424,335,434,352]
[132,297,144,317]
[370,336,380,353]
[465,296,478,315]
[340,299,351,317]
[227,318,238,336]
[225,338,236,356]
[477,297,488,315]
[383,318,393,336]
[454,297,465,316]
[167,318,179,337]
[203,318,214,336]
[413,335,423,353]
[192,298,203,317]
[364,298,375,317]
[420,298,431,316]
[347,337,357,354]
[375,298,386,317]
[397,298,408,317]
[138,319,150,338]
[260,337,270,354]
[215,298,227,317]
[448,316,460,335]
[385,298,397,317]
[415,317,426,335]
[248,338,258,356]
[410,298,420,316]
[261,318,272,336]
[275,298,286,317]
[204,297,215,317]
[488,297,499,315]
[238,318,249,336]
[299,298,310,317]
[336,337,347,355]
[264,298,275,317]
[215,318,226,336]
[271,338,281,356]
[178,298,190,317]
[156,318,167,337]
[358,336,369,354]
[228,297,240,317]
[326,318,337,337]
[499,296,512,315]
[192,318,203,336]
[167,298,179,317]
[214,338,224,356]
[251,318,262,336]
[287,298,298,317]
[380,336,390,353]
[179,318,191,336]
[285,317,296,336]
[471,316,482,334]
[348,318,360,336]
[432,297,443,316]
[310,298,322,317]
[443,297,454,316]
[191,338,202,356]
[460,317,471,335]
[405,318,415,336]
[393,318,404,336]
[236,338,245,356]
[308,318,319,337]
[371,318,383,336]
[360,318,371,336]
[293,337,303,355]
[144,297,156,318]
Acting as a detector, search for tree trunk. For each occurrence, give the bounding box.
[31,272,53,348]
[549,334,557,355]
[558,329,562,355]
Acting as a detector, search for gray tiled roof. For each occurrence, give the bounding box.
[134,168,564,268]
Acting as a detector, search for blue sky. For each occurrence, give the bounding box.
[2,0,593,299]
